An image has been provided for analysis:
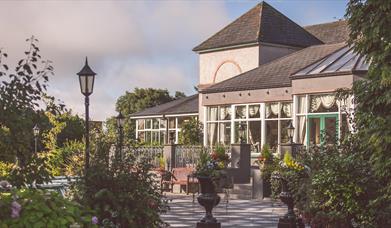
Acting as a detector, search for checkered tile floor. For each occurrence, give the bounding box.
[161,194,287,228]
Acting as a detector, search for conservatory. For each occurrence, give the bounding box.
[130,95,198,144]
[200,45,367,152]
[131,2,368,152]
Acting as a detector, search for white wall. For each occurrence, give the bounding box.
[198,45,259,86]
[259,44,300,65]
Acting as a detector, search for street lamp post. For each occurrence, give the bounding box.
[33,124,40,153]
[116,111,125,160]
[77,57,96,172]
[277,121,304,228]
[287,121,295,144]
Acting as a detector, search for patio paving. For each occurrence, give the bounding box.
[161,194,287,228]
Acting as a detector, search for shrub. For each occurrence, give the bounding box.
[0,188,96,227]
[72,135,168,228]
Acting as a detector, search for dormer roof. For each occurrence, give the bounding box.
[193,1,323,52]
[304,20,350,44]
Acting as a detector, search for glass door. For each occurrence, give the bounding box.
[307,114,338,146]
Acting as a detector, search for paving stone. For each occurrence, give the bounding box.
[161,194,287,227]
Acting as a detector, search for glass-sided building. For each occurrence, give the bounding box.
[129,95,198,144]
[130,2,369,153]
[200,45,368,152]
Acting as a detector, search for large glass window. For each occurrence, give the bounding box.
[249,105,260,118]
[206,106,231,146]
[138,131,145,143]
[234,121,247,144]
[235,106,247,119]
[304,93,345,146]
[248,121,261,145]
[207,123,218,146]
[152,119,159,129]
[169,118,176,129]
[138,119,145,130]
[219,122,231,145]
[266,103,279,118]
[297,116,307,145]
[266,120,278,149]
[219,106,231,120]
[280,120,291,144]
[265,102,293,150]
[208,107,218,121]
[145,119,152,129]
[206,103,292,150]
[280,103,292,118]
[136,116,197,145]
[298,96,306,114]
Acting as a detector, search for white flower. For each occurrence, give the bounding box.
[0,180,11,190]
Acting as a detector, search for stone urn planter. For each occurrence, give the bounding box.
[272,174,304,228]
[196,176,221,228]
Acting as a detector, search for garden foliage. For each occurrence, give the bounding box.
[178,118,203,145]
[72,133,168,228]
[268,1,391,227]
[0,188,96,227]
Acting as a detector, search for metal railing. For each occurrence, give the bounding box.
[123,145,163,168]
[174,145,231,168]
[175,145,203,168]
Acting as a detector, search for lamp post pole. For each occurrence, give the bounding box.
[85,95,90,170]
[116,112,125,160]
[77,57,96,174]
[33,124,39,153]
[119,125,123,159]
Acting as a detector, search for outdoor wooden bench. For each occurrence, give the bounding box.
[171,167,198,195]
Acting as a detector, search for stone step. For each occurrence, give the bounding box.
[218,192,252,200]
[233,184,252,191]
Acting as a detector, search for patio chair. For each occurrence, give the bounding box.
[160,170,176,194]
[172,167,199,195]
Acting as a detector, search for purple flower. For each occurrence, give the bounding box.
[11,201,21,218]
[91,216,98,224]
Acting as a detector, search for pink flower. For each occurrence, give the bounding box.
[11,201,21,218]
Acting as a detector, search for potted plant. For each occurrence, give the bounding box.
[210,144,231,190]
[194,150,222,227]
[255,144,274,197]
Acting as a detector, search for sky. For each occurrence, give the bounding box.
[0,0,348,121]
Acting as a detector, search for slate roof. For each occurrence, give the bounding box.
[130,94,198,117]
[304,20,349,44]
[193,1,322,52]
[292,46,368,79]
[200,43,347,93]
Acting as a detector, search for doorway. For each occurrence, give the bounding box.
[308,114,339,146]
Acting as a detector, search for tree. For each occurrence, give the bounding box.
[174,91,186,99]
[116,88,179,115]
[56,111,84,147]
[0,36,64,186]
[346,0,391,226]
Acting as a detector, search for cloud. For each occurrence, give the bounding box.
[0,1,229,120]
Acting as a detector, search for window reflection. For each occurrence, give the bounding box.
[266,120,278,149]
[235,106,246,119]
[249,105,260,118]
